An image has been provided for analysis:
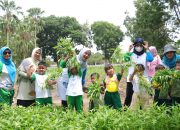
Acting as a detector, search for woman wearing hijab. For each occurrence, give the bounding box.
[77,48,91,91]
[0,47,16,105]
[16,47,42,107]
[147,46,162,81]
[162,44,180,69]
[124,38,154,107]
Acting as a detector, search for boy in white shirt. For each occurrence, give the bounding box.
[28,61,56,105]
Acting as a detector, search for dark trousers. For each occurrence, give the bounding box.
[124,82,134,107]
[17,99,35,107]
[62,100,68,108]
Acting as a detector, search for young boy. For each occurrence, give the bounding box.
[129,64,151,109]
[104,64,123,109]
[28,61,56,105]
[66,60,83,113]
[88,73,104,110]
[170,60,180,105]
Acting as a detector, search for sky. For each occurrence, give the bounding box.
[14,0,136,52]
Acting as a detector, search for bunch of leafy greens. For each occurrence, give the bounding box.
[111,47,134,68]
[44,68,62,89]
[53,38,74,57]
[87,79,102,100]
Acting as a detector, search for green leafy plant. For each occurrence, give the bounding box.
[67,56,80,71]
[0,105,180,129]
[111,47,134,68]
[138,75,154,95]
[87,79,102,100]
[53,38,74,57]
[44,68,62,89]
[152,69,180,97]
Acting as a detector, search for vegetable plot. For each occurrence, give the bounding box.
[0,105,179,130]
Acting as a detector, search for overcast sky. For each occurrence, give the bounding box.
[14,0,136,52]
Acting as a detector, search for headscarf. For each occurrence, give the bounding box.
[162,53,180,69]
[149,46,157,57]
[133,38,145,56]
[77,48,91,70]
[19,47,42,72]
[133,46,145,56]
[31,47,42,66]
[0,47,16,84]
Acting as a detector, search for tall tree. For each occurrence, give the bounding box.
[124,0,172,50]
[82,21,93,48]
[0,0,22,47]
[12,17,35,65]
[27,7,45,47]
[37,16,87,61]
[91,21,124,60]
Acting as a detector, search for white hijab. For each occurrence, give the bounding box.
[19,47,42,72]
[77,48,91,70]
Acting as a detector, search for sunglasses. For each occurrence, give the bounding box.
[3,51,11,55]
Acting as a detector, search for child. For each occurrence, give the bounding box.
[152,64,166,103]
[130,64,152,109]
[152,64,172,106]
[104,64,123,109]
[88,73,104,110]
[66,58,83,113]
[28,61,56,105]
[147,46,162,81]
[57,54,70,108]
[170,60,180,105]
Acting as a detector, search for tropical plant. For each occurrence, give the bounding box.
[0,0,23,47]
[27,7,45,47]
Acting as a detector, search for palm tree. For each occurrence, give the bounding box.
[12,17,35,65]
[27,8,45,47]
[0,0,23,47]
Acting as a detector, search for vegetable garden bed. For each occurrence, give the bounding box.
[0,105,179,130]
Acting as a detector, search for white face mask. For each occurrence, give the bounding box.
[135,46,143,52]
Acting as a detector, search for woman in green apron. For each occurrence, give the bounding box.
[0,47,16,106]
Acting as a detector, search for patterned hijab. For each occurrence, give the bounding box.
[0,47,16,84]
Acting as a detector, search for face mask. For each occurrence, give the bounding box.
[135,46,143,52]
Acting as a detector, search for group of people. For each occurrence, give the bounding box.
[0,37,179,113]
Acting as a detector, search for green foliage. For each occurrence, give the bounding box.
[44,68,62,89]
[37,16,87,61]
[67,56,80,71]
[87,79,102,100]
[91,21,124,60]
[152,69,180,97]
[53,38,74,58]
[111,47,134,69]
[0,105,180,129]
[138,75,154,95]
[88,52,104,65]
[124,0,172,50]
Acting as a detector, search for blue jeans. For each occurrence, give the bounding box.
[82,68,87,87]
